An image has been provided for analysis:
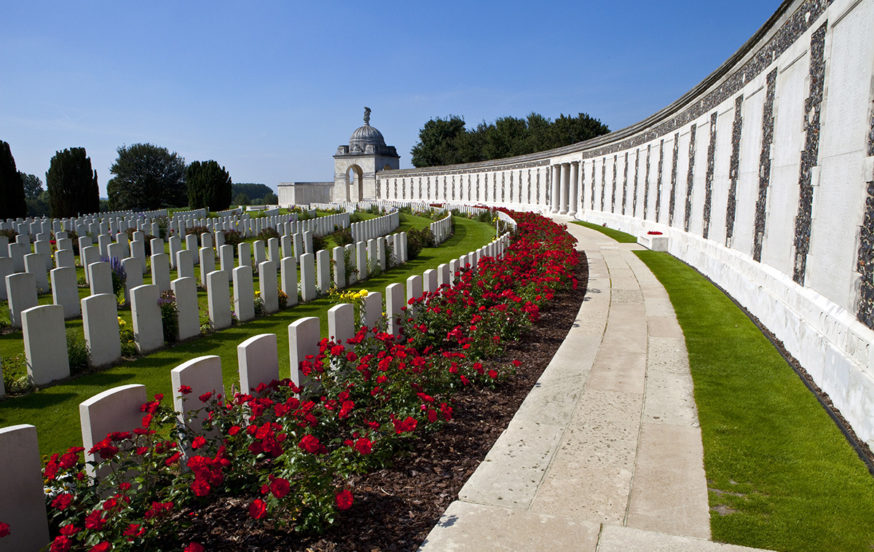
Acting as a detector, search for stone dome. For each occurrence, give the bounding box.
[349,123,387,150]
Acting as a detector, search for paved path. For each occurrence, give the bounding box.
[419,221,771,551]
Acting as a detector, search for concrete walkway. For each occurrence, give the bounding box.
[419,222,771,551]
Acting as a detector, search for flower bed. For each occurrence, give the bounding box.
[22,211,579,551]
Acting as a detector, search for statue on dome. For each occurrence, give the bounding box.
[364,106,371,125]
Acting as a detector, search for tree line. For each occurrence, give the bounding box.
[0,141,244,219]
[410,112,610,168]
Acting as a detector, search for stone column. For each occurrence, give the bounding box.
[550,165,560,213]
[559,163,570,214]
[568,162,579,217]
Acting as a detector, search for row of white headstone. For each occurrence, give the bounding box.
[430,212,453,245]
[0,231,510,552]
[350,211,400,243]
[2,231,410,394]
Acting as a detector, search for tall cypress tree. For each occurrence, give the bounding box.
[46,147,100,217]
[0,140,27,219]
[187,160,232,211]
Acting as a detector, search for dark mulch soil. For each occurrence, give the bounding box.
[174,254,589,551]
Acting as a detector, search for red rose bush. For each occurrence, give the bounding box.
[29,211,579,550]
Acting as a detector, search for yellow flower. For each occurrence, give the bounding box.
[117,317,126,327]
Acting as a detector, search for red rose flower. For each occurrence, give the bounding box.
[50,536,70,552]
[89,542,111,552]
[191,436,207,450]
[51,492,73,510]
[84,510,106,530]
[59,524,78,536]
[178,385,193,394]
[190,478,211,497]
[298,434,320,454]
[249,498,267,519]
[354,437,372,455]
[0,522,9,538]
[270,477,290,498]
[336,489,353,510]
[228,425,241,436]
[184,544,205,552]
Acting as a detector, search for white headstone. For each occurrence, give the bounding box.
[356,241,368,280]
[259,260,278,314]
[233,266,254,322]
[79,384,147,477]
[238,242,251,267]
[24,253,49,294]
[288,317,319,392]
[151,253,171,293]
[6,272,38,328]
[316,249,330,294]
[253,240,266,266]
[88,261,113,296]
[385,282,404,336]
[171,356,223,434]
[122,257,142,304]
[238,334,279,394]
[207,270,231,330]
[130,284,163,354]
[406,274,423,305]
[199,247,215,288]
[0,425,50,551]
[22,304,69,385]
[423,269,437,294]
[437,263,450,288]
[175,248,195,280]
[361,291,383,330]
[280,256,298,307]
[168,235,181,269]
[82,293,121,367]
[171,276,200,341]
[327,303,354,346]
[299,252,316,302]
[332,246,346,289]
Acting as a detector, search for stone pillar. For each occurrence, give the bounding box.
[559,163,570,214]
[550,164,560,213]
[568,161,579,217]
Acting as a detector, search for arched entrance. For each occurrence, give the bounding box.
[346,165,364,202]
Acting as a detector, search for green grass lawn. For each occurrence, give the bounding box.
[0,213,495,455]
[571,220,637,243]
[635,250,874,552]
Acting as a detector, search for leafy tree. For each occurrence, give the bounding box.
[410,116,468,167]
[46,147,99,217]
[19,172,44,198]
[232,183,273,203]
[0,141,27,219]
[262,192,277,205]
[187,160,232,211]
[232,192,249,206]
[411,112,610,167]
[107,143,186,210]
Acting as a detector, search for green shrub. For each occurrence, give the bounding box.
[258,227,279,241]
[159,290,179,344]
[222,229,243,246]
[406,227,435,260]
[67,330,89,375]
[1,354,33,394]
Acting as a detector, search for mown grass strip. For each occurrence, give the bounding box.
[571,220,637,243]
[0,214,496,455]
[635,250,874,552]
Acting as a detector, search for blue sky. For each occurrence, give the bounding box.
[1,1,780,196]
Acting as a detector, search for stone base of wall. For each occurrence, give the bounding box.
[582,211,874,450]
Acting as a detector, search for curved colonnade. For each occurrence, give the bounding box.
[377,0,874,447]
